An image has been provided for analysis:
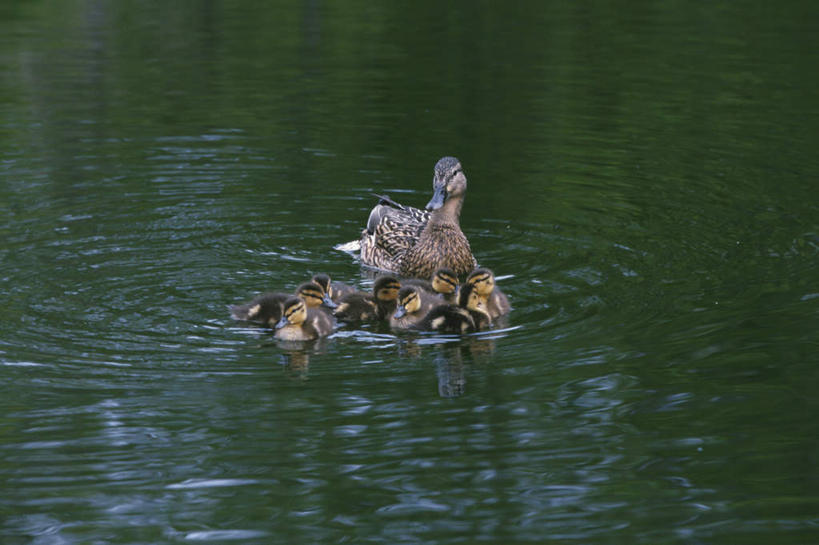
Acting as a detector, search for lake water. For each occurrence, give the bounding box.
[1,2,818,544]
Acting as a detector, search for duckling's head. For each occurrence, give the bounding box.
[311,273,331,295]
[373,275,401,302]
[296,281,337,309]
[466,268,496,297]
[458,282,489,316]
[431,267,459,296]
[310,274,337,307]
[394,286,422,319]
[426,156,466,210]
[275,297,307,329]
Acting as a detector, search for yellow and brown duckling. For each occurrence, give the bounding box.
[231,281,336,325]
[415,281,491,334]
[230,292,290,324]
[457,282,493,330]
[311,273,356,303]
[390,285,440,330]
[357,157,477,279]
[466,268,510,319]
[333,275,401,322]
[274,296,335,341]
[402,267,459,303]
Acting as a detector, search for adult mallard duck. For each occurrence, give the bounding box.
[465,268,510,319]
[355,157,477,279]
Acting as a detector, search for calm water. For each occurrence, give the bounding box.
[2,2,818,544]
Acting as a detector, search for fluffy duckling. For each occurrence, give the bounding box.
[416,304,475,334]
[230,292,289,324]
[457,282,493,330]
[391,286,440,330]
[294,281,338,314]
[274,297,334,341]
[466,268,510,318]
[334,275,401,322]
[403,267,459,303]
[311,273,356,303]
[231,281,336,325]
[414,281,491,334]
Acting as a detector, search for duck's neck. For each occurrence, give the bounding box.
[427,195,464,227]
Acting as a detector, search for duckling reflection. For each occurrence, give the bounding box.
[278,347,311,377]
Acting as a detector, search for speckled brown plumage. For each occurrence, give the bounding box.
[357,157,476,279]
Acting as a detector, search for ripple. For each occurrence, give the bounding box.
[166,478,259,490]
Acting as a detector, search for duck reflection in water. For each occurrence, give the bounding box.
[276,336,331,378]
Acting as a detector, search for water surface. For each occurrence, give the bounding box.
[1,2,818,544]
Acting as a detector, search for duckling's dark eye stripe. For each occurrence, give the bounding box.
[441,276,457,288]
[471,274,490,284]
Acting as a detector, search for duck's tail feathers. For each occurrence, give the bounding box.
[371,193,407,210]
[334,239,361,253]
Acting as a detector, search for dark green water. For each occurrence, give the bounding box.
[2,2,818,543]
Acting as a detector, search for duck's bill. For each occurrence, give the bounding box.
[393,305,407,319]
[275,316,288,329]
[425,186,446,210]
[322,295,338,309]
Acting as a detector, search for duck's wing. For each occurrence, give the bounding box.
[371,213,425,258]
[367,194,429,233]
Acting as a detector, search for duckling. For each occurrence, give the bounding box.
[390,286,440,330]
[274,297,334,341]
[416,304,475,334]
[333,275,401,322]
[457,281,493,330]
[293,281,338,314]
[414,282,491,334]
[230,281,336,325]
[311,273,356,303]
[466,268,510,318]
[230,292,289,324]
[355,157,477,278]
[404,267,459,303]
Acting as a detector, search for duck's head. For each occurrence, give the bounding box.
[374,275,401,302]
[466,268,496,297]
[431,267,459,296]
[296,281,337,309]
[394,286,422,319]
[275,297,307,329]
[310,273,336,306]
[458,282,489,317]
[426,156,466,211]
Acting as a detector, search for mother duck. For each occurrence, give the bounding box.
[355,156,477,279]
